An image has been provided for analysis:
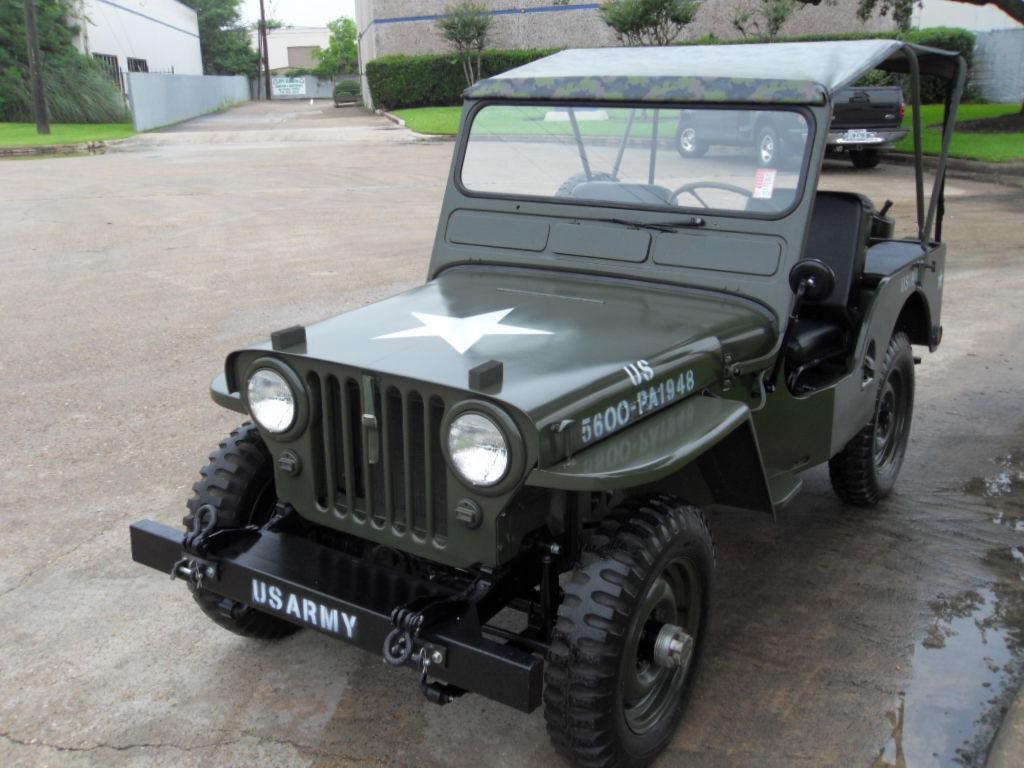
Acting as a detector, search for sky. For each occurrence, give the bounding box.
[241,0,356,28]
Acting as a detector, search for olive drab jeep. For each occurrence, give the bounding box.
[131,40,966,768]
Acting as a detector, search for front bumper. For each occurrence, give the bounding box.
[827,127,908,149]
[130,518,543,712]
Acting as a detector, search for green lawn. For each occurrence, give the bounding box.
[893,103,1023,163]
[393,107,462,135]
[395,102,1023,163]
[0,122,135,148]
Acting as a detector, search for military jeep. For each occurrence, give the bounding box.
[131,40,965,767]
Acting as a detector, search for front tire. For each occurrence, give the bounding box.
[829,332,915,506]
[544,497,715,768]
[185,423,300,640]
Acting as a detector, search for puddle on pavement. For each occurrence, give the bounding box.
[963,451,1024,530]
[877,451,1024,767]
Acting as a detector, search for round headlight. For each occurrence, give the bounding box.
[447,412,509,487]
[247,368,296,433]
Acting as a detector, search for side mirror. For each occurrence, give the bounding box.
[789,259,835,303]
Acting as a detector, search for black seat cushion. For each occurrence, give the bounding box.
[803,191,873,311]
[787,317,846,366]
[864,240,926,279]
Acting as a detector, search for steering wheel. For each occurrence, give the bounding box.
[671,181,753,208]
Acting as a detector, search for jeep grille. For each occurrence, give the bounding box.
[308,372,448,544]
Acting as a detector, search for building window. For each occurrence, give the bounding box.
[127,58,149,73]
[93,53,119,81]
[287,46,317,70]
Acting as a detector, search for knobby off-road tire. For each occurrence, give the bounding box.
[544,496,715,768]
[556,172,618,198]
[829,332,915,506]
[184,423,300,640]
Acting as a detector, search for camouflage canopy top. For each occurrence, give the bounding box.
[464,40,958,106]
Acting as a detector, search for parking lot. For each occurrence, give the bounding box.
[1,101,1023,767]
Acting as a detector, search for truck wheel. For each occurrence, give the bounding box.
[184,423,300,640]
[755,122,779,166]
[544,497,714,768]
[675,125,708,158]
[829,332,914,506]
[849,149,881,169]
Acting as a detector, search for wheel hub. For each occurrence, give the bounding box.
[652,623,694,669]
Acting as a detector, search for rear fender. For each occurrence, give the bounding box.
[831,243,944,454]
[527,395,773,514]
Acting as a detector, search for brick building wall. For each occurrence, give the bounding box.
[356,0,895,60]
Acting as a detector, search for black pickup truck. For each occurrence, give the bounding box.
[828,86,907,167]
[675,86,907,169]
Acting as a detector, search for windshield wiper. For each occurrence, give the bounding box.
[599,216,705,232]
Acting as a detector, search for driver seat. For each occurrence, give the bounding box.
[786,191,873,371]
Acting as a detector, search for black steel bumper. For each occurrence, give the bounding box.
[129,519,543,712]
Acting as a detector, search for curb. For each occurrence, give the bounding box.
[987,685,1024,767]
[886,152,1024,188]
[0,141,108,158]
[376,109,405,128]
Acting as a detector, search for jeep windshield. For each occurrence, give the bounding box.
[460,104,811,217]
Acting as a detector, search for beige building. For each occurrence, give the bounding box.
[354,0,895,71]
[251,26,331,73]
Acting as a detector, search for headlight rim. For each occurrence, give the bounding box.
[441,400,525,496]
[243,357,308,442]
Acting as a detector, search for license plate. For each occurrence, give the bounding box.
[842,129,876,142]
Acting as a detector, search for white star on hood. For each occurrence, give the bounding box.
[374,308,552,354]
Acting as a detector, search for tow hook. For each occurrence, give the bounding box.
[383,593,472,706]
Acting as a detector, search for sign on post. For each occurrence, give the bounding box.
[272,77,307,97]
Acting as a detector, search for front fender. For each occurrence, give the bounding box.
[211,372,246,414]
[527,395,771,513]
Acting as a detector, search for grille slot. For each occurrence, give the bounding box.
[312,373,447,546]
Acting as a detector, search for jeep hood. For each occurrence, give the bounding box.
[230,267,774,432]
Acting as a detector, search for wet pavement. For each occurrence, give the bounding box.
[1,102,1023,767]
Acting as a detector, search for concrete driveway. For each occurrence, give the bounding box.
[1,102,1023,767]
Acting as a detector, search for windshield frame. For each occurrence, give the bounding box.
[454,99,818,222]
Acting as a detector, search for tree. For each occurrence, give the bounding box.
[0,0,128,122]
[599,0,699,46]
[312,16,358,83]
[732,0,800,42]
[855,0,1023,30]
[181,0,258,77]
[436,1,492,86]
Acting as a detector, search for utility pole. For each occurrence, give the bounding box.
[259,0,272,101]
[21,0,50,134]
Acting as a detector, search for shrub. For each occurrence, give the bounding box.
[0,0,130,122]
[334,79,360,97]
[366,48,558,110]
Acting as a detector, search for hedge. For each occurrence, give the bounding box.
[367,49,558,110]
[367,28,975,111]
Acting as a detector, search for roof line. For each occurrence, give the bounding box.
[370,3,600,26]
[93,0,199,39]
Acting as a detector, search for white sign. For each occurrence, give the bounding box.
[272,77,306,97]
[753,168,777,199]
